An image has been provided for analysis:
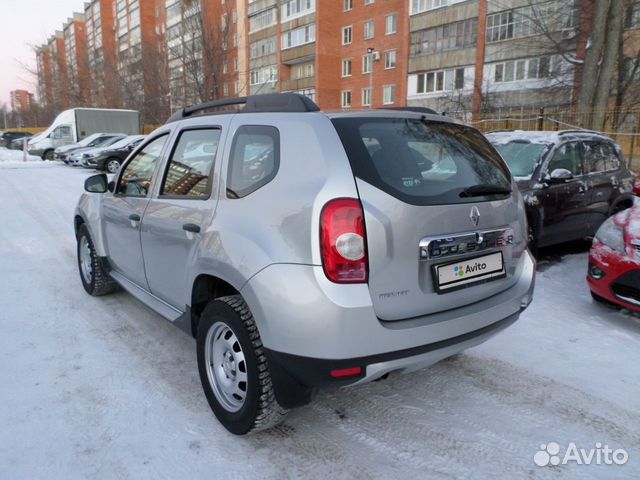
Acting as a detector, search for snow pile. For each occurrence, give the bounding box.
[0,148,53,169]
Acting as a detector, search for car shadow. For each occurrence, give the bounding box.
[535,238,593,272]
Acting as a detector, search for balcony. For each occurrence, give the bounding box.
[281,44,315,65]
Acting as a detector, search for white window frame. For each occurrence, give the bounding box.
[342,25,353,45]
[383,84,396,105]
[281,24,316,50]
[362,87,371,106]
[384,50,397,69]
[344,0,353,11]
[342,58,352,77]
[364,19,375,40]
[341,90,352,108]
[362,54,372,74]
[385,14,398,35]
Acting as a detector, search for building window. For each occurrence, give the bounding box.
[342,25,353,45]
[383,85,395,105]
[364,0,374,4]
[362,54,372,73]
[411,0,449,15]
[250,66,278,85]
[223,62,228,74]
[410,18,477,56]
[493,56,551,83]
[486,3,575,43]
[281,0,316,22]
[364,20,375,40]
[282,24,316,49]
[415,67,466,93]
[250,37,277,59]
[342,90,352,107]
[344,0,353,11]
[342,59,352,77]
[385,14,398,35]
[384,50,396,69]
[291,62,314,79]
[625,3,640,29]
[249,8,276,33]
[223,84,229,96]
[362,87,371,106]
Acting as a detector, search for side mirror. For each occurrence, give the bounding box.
[548,168,573,183]
[108,180,115,193]
[84,173,109,193]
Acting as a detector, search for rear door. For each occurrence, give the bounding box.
[541,141,591,241]
[140,125,225,309]
[583,141,620,230]
[102,134,170,288]
[332,116,525,321]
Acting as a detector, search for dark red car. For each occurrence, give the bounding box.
[588,204,640,311]
[634,174,640,196]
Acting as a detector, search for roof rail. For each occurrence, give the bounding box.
[382,106,439,115]
[166,93,320,123]
[557,129,603,136]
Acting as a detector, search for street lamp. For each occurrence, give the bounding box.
[367,47,380,109]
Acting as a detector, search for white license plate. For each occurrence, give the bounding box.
[434,252,505,293]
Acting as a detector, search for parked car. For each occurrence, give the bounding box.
[0,131,33,148]
[55,133,127,162]
[7,132,34,150]
[74,93,535,435]
[80,135,146,173]
[66,135,127,166]
[487,130,636,251]
[588,203,640,311]
[633,174,640,196]
[28,108,140,160]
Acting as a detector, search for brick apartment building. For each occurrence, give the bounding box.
[10,90,35,113]
[166,0,248,108]
[63,13,90,107]
[245,0,408,109]
[33,0,640,122]
[84,0,119,108]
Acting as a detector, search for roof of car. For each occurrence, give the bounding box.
[486,129,613,145]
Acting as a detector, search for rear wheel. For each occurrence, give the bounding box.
[76,224,118,296]
[590,291,621,309]
[197,295,287,435]
[105,158,121,174]
[43,149,54,161]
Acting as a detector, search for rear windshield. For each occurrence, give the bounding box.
[332,117,512,205]
[491,141,551,178]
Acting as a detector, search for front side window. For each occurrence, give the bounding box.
[332,118,511,206]
[161,129,221,198]
[547,142,583,176]
[227,126,279,198]
[116,134,168,196]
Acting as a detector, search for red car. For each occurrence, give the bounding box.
[588,204,640,311]
[634,175,640,196]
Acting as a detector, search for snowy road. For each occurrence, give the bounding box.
[1,162,639,479]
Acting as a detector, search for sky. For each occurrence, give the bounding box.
[0,0,83,107]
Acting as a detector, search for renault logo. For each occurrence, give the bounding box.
[470,206,480,227]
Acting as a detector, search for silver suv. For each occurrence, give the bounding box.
[75,94,535,435]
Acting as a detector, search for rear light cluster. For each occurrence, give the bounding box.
[320,198,368,283]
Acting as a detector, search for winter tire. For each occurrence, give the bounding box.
[197,294,287,435]
[77,224,119,296]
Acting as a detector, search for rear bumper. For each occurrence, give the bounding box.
[241,249,535,362]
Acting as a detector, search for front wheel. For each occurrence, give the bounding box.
[77,224,118,296]
[197,295,287,435]
[105,158,121,174]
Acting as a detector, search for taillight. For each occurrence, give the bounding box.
[320,198,368,283]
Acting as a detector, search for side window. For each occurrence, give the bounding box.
[227,125,279,198]
[603,143,621,171]
[583,141,607,173]
[116,134,168,197]
[548,142,583,176]
[160,129,221,198]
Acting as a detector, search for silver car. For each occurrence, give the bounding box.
[75,93,535,435]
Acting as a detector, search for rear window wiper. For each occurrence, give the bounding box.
[459,184,512,198]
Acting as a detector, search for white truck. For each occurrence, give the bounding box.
[28,108,140,160]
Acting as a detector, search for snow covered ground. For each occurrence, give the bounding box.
[0,146,53,168]
[0,164,639,479]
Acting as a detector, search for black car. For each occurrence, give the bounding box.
[0,131,33,148]
[80,135,146,173]
[487,130,636,251]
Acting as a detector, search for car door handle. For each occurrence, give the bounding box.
[182,223,201,234]
[129,214,141,222]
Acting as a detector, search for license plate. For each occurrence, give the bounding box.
[434,251,505,293]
